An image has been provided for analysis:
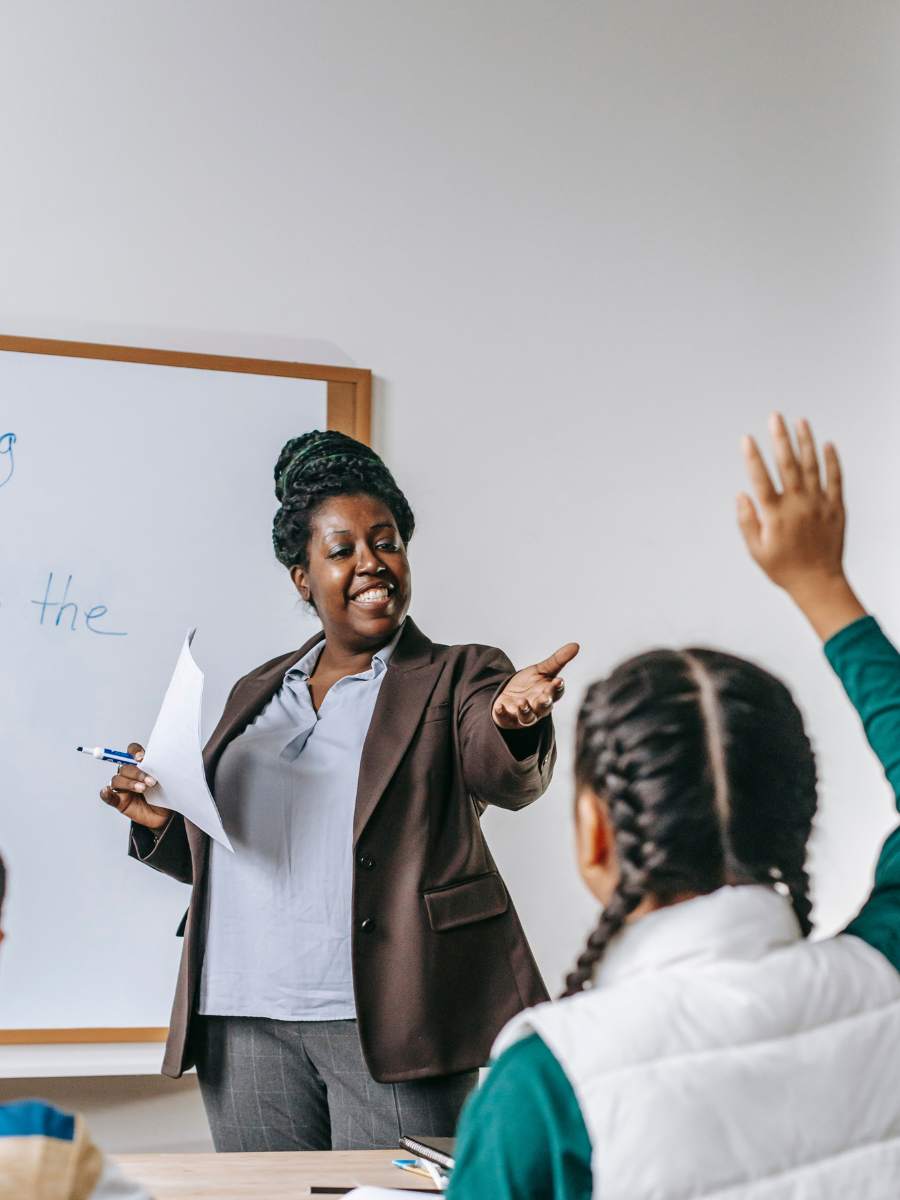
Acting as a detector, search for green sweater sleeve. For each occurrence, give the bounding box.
[824,615,900,967]
[446,1033,592,1200]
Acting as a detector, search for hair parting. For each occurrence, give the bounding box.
[681,650,746,885]
[561,648,817,998]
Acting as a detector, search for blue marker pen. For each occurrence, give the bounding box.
[76,746,138,767]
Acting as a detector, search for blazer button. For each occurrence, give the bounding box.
[360,918,376,933]
[358,854,375,871]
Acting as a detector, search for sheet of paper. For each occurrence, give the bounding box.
[140,629,233,850]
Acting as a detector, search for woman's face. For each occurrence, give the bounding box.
[290,493,412,651]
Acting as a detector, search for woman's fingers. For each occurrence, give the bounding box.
[492,648,576,728]
[493,681,565,728]
[768,413,804,494]
[111,763,157,790]
[100,784,171,829]
[96,739,169,829]
[492,699,524,728]
[740,435,778,507]
[533,642,580,679]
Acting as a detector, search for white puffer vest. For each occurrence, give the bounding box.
[494,886,900,1200]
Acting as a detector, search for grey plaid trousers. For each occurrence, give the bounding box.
[194,1015,478,1152]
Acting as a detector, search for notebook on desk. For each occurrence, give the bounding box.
[398,1136,455,1171]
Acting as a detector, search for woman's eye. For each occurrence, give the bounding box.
[329,545,353,558]
[377,540,398,552]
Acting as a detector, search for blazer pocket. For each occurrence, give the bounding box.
[424,872,509,932]
[421,701,452,724]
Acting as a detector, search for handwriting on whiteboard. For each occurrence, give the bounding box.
[0,433,14,488]
[31,573,127,635]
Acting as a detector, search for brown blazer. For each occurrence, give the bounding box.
[130,619,553,1082]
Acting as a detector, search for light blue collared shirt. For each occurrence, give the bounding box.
[198,625,403,1021]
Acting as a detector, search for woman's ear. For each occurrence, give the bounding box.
[290,564,311,602]
[575,788,621,905]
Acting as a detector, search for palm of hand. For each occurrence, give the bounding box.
[738,415,845,589]
[755,495,845,589]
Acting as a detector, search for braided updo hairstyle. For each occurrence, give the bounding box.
[561,648,817,997]
[272,430,415,570]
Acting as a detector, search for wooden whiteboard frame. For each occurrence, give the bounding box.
[0,335,371,445]
[0,334,371,1046]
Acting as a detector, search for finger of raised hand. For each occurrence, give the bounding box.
[127,743,146,762]
[769,412,803,494]
[741,435,778,507]
[794,418,822,493]
[823,442,843,508]
[735,493,763,556]
[534,642,580,679]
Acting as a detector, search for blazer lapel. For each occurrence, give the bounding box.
[202,631,325,789]
[354,619,442,843]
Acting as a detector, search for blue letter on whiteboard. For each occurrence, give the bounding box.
[85,606,126,636]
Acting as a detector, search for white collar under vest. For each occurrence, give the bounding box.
[593,884,803,989]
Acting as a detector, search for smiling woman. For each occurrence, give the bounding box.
[101,430,578,1154]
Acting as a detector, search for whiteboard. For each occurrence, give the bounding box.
[0,348,327,1029]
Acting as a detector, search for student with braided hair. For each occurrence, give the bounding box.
[102,429,578,1153]
[445,416,900,1200]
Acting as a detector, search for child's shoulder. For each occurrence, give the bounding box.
[0,1100,75,1141]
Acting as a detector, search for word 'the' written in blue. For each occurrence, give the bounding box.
[31,573,127,635]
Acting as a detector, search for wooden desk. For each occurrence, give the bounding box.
[111,1149,440,1199]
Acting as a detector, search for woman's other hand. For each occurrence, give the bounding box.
[737,413,866,642]
[493,643,580,729]
[100,743,171,830]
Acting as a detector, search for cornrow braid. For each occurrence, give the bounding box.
[562,744,654,996]
[561,647,817,996]
[272,430,415,570]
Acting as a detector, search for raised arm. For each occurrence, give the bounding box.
[736,413,866,642]
[737,414,900,958]
[735,415,900,794]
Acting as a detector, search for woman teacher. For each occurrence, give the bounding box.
[103,431,577,1152]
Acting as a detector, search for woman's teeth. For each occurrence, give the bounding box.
[354,586,390,603]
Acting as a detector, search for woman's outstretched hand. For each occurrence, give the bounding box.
[493,643,580,729]
[100,743,172,831]
[736,413,866,642]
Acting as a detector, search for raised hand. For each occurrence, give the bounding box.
[100,743,172,830]
[736,413,866,641]
[493,643,580,729]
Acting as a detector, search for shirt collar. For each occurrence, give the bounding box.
[593,884,802,989]
[285,620,406,685]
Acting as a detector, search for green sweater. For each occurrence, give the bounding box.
[447,615,900,1200]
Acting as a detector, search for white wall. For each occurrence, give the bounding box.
[1,0,899,1145]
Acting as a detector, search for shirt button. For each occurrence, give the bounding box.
[360,918,376,933]
[358,854,375,870]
